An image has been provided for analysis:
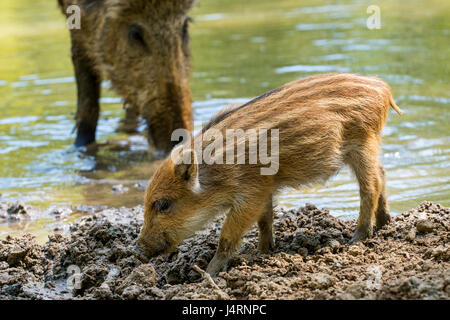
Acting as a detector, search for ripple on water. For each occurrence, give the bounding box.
[0,141,49,155]
[313,54,349,61]
[284,4,355,17]
[0,116,38,125]
[296,22,354,31]
[197,13,226,21]
[33,77,75,85]
[313,38,391,48]
[275,64,351,74]
[10,81,28,88]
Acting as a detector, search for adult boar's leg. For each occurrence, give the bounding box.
[118,102,139,133]
[72,41,101,147]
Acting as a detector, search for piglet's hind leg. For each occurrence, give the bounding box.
[257,195,275,254]
[348,141,382,243]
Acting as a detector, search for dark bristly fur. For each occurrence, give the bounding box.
[58,0,196,153]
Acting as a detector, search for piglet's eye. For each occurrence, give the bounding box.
[152,198,172,213]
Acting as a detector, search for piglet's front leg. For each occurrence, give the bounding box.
[206,245,232,276]
[206,198,269,276]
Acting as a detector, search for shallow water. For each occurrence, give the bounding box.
[0,0,449,241]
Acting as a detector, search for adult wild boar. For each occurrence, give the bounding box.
[58,0,194,153]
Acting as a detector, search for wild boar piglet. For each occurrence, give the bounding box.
[138,73,403,275]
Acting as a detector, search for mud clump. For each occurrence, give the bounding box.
[0,201,448,300]
[416,219,436,233]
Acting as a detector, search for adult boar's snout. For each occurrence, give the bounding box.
[143,80,192,154]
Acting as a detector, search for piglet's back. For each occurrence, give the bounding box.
[197,73,401,188]
[203,73,400,135]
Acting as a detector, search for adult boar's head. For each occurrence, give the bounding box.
[95,0,195,153]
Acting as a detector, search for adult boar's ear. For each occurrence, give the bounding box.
[172,147,201,192]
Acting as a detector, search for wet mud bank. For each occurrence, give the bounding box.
[0,201,448,300]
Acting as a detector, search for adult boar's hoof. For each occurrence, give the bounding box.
[74,123,96,147]
[117,105,139,133]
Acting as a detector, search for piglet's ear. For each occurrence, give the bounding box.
[173,148,198,183]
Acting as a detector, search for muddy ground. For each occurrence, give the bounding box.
[0,201,448,300]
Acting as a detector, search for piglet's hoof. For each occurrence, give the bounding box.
[349,228,372,244]
[206,253,231,276]
[258,237,275,254]
[376,213,391,229]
